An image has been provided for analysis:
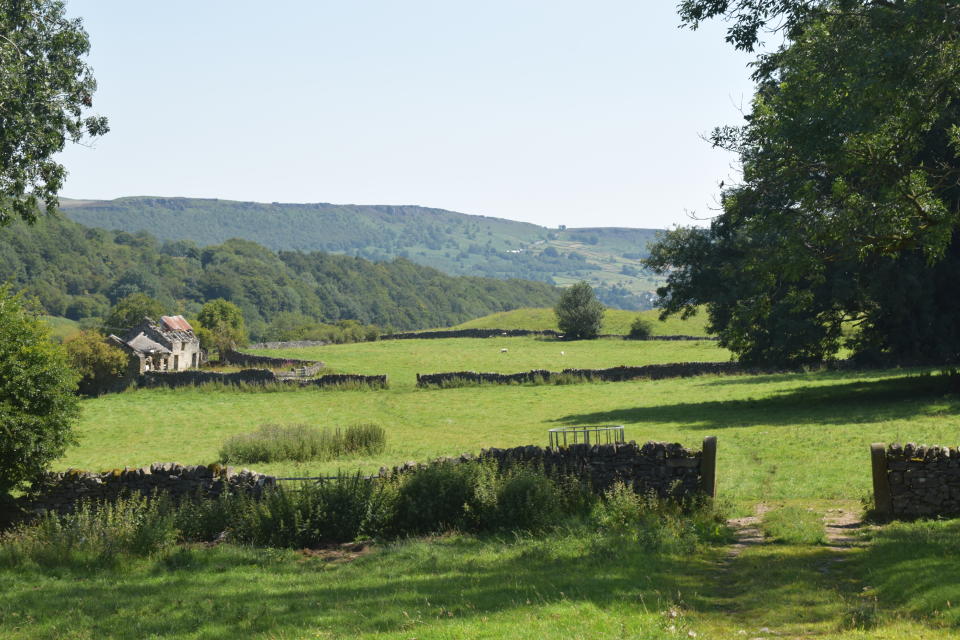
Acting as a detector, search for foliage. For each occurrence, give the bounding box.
[590,483,732,551]
[63,330,128,395]
[101,293,164,337]
[196,298,247,355]
[0,0,108,226]
[389,460,500,535]
[554,281,605,340]
[488,465,566,532]
[760,505,826,544]
[0,493,175,569]
[648,0,960,366]
[261,313,381,343]
[218,423,386,464]
[627,316,653,340]
[0,215,561,334]
[452,306,711,336]
[0,286,79,497]
[60,196,662,307]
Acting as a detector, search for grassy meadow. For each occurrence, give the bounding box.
[7,332,960,638]
[451,306,711,336]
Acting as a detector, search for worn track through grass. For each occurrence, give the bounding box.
[699,501,870,638]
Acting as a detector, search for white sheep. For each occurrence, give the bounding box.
[560,351,565,356]
[500,348,508,353]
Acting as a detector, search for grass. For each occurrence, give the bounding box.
[0,530,716,639]
[12,336,960,638]
[249,334,727,388]
[761,505,827,544]
[41,315,81,342]
[60,357,957,505]
[451,306,711,336]
[3,516,959,638]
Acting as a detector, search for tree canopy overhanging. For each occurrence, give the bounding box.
[0,0,108,226]
[647,0,960,366]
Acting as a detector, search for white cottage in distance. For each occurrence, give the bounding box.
[108,315,204,373]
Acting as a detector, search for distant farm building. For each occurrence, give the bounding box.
[109,315,204,374]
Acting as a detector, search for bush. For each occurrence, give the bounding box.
[227,475,392,547]
[0,286,80,502]
[591,482,731,551]
[491,466,564,532]
[389,461,499,535]
[63,330,129,395]
[0,493,176,568]
[627,316,653,339]
[219,423,386,464]
[554,281,605,340]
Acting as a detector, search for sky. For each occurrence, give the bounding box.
[57,1,757,230]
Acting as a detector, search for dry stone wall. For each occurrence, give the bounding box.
[139,369,387,389]
[381,439,717,499]
[872,442,960,519]
[221,349,324,372]
[416,362,744,387]
[247,340,328,349]
[26,463,276,515]
[382,328,561,340]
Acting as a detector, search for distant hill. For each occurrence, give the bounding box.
[60,197,663,309]
[451,308,710,337]
[0,215,560,337]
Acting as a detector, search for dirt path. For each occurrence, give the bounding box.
[699,502,869,637]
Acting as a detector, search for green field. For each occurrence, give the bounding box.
[8,335,960,638]
[451,307,711,336]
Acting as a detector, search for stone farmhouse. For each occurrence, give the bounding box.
[108,315,204,374]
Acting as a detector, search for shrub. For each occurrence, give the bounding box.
[591,482,731,551]
[491,466,564,532]
[227,475,393,547]
[0,493,176,568]
[63,329,129,395]
[219,423,386,464]
[389,461,499,535]
[627,316,653,340]
[0,286,80,504]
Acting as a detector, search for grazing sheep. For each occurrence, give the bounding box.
[500,348,508,353]
[560,351,565,356]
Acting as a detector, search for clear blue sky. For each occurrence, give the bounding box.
[57,0,756,229]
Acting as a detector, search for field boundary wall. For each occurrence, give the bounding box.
[871,442,960,519]
[380,437,718,499]
[25,463,276,515]
[221,349,324,372]
[139,369,387,389]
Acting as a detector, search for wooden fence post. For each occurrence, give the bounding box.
[870,443,893,520]
[701,436,718,498]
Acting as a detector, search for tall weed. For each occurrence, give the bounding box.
[0,493,176,568]
[219,423,386,463]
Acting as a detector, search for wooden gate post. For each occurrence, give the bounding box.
[870,443,893,520]
[701,436,718,498]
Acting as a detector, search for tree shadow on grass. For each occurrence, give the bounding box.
[0,537,715,639]
[554,375,960,430]
[695,367,930,387]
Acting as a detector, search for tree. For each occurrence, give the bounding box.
[647,0,960,366]
[196,299,248,356]
[0,0,108,226]
[0,286,79,502]
[102,293,164,336]
[554,281,604,340]
[63,330,128,395]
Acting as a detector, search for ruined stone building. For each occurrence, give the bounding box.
[108,315,204,374]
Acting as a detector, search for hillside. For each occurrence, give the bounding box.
[0,215,559,337]
[451,307,710,336]
[60,197,663,309]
